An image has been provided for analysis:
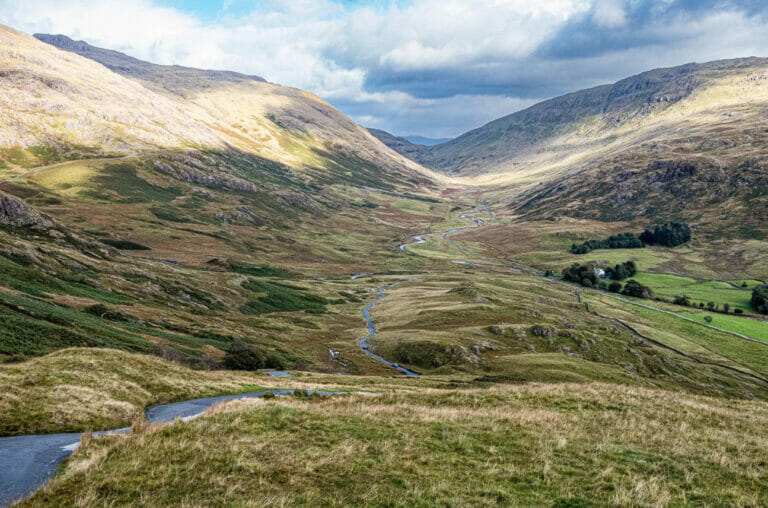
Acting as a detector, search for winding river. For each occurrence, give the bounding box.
[359,203,496,376]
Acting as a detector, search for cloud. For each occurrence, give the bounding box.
[591,0,626,28]
[1,0,767,137]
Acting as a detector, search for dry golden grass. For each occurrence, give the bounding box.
[23,382,768,506]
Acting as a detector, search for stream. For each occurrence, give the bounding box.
[360,204,496,376]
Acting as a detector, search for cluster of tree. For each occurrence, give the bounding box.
[604,261,637,281]
[638,223,691,247]
[570,223,691,254]
[620,280,654,299]
[671,295,742,314]
[561,263,599,287]
[570,233,644,254]
[561,262,651,299]
[753,285,768,315]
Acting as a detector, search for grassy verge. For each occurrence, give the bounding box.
[0,348,273,436]
[24,382,768,506]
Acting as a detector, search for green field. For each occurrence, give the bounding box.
[631,272,756,312]
[681,312,768,342]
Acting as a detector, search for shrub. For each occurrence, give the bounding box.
[673,295,691,307]
[83,304,130,321]
[704,315,713,323]
[608,281,622,293]
[734,308,744,314]
[100,239,151,250]
[752,285,768,314]
[223,340,267,371]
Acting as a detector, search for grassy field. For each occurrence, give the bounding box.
[631,272,756,312]
[337,272,768,400]
[680,312,768,342]
[0,348,274,435]
[586,292,768,380]
[24,382,768,506]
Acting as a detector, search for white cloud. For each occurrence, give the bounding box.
[0,0,767,137]
[592,0,626,28]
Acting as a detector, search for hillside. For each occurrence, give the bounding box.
[390,59,767,177]
[370,58,768,239]
[0,26,452,368]
[3,22,768,507]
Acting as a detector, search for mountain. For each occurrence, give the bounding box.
[1,28,435,188]
[367,128,426,160]
[398,59,764,176]
[375,58,768,238]
[0,26,449,367]
[403,135,452,146]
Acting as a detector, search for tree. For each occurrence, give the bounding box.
[621,280,653,299]
[609,281,623,293]
[673,295,691,307]
[706,301,716,312]
[752,285,768,314]
[639,223,691,247]
[704,315,713,323]
[562,263,597,287]
[723,303,730,313]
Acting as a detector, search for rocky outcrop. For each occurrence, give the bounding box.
[0,191,53,229]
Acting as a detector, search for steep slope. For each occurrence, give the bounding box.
[374,57,768,238]
[367,128,427,161]
[31,32,435,187]
[409,59,763,177]
[0,26,453,368]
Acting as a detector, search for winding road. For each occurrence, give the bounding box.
[0,389,343,507]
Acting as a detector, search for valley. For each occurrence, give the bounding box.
[1,23,767,506]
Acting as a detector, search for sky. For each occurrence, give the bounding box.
[2,0,768,138]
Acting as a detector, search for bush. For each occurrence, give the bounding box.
[621,280,653,299]
[223,340,267,370]
[83,304,130,321]
[673,295,691,307]
[752,285,768,315]
[734,308,744,314]
[608,281,622,293]
[100,239,151,250]
[704,315,713,323]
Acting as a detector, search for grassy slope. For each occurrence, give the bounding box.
[0,348,274,435]
[24,382,768,506]
[680,312,768,342]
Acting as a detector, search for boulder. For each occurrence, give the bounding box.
[0,191,53,229]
